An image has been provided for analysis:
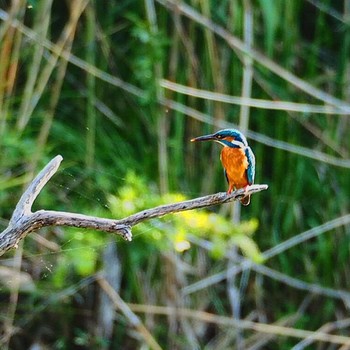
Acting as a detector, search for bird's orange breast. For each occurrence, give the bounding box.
[220,147,249,189]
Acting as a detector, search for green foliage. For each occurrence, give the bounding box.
[258,0,281,56]
[127,13,168,104]
[51,230,101,288]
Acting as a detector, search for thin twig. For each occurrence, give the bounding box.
[156,0,350,112]
[292,318,350,350]
[0,155,268,255]
[160,98,350,169]
[161,79,350,115]
[188,235,350,303]
[0,8,144,98]
[183,214,350,296]
[127,303,350,346]
[97,277,163,350]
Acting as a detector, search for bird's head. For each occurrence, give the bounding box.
[191,129,248,148]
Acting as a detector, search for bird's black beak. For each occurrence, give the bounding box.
[191,134,216,142]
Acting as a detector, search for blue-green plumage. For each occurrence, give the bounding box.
[245,146,255,185]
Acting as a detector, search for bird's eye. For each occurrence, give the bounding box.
[216,135,223,139]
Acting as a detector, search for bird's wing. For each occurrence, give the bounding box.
[245,146,255,185]
[224,168,229,184]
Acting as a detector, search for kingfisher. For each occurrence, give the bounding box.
[191,129,255,205]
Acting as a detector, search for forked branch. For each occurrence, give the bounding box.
[0,155,268,256]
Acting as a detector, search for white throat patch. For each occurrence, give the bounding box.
[230,139,246,149]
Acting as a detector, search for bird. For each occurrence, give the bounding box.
[191,128,255,205]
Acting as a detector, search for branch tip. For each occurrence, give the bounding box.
[121,226,132,242]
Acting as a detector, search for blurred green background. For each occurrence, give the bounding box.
[0,0,349,349]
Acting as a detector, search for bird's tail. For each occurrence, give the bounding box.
[240,194,250,206]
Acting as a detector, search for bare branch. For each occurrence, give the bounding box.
[118,185,268,227]
[0,155,268,256]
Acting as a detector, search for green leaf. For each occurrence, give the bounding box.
[258,0,281,56]
[231,233,264,263]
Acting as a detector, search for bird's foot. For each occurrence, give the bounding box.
[240,185,251,206]
[243,185,250,194]
[226,186,234,195]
